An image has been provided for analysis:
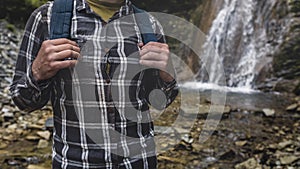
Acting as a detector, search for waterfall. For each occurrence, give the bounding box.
[198,0,279,89]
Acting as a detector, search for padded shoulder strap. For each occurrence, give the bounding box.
[50,0,74,39]
[132,5,158,44]
[49,2,156,43]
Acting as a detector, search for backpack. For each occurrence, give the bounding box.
[49,0,157,44]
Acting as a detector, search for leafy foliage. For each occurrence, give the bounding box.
[1,0,202,26]
[132,0,202,20]
[0,0,48,26]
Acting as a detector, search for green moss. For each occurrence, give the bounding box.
[5,23,16,33]
[25,0,48,8]
[289,0,300,13]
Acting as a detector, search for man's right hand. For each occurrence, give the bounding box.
[32,38,80,81]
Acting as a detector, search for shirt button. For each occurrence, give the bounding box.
[106,79,111,83]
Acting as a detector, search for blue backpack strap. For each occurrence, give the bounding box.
[132,5,157,44]
[49,1,156,43]
[50,0,74,40]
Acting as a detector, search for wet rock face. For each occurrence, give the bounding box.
[180,0,299,93]
[254,0,300,94]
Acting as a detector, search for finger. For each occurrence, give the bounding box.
[49,38,79,46]
[140,52,168,61]
[140,45,168,56]
[54,44,80,53]
[139,60,167,70]
[52,60,78,70]
[138,43,144,48]
[52,50,80,61]
[142,42,168,49]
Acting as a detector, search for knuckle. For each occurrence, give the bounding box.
[68,50,73,56]
[43,40,50,46]
[62,38,69,43]
[160,54,168,61]
[44,46,53,54]
[49,53,58,61]
[49,62,55,69]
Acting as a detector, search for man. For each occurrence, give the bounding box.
[10,0,178,168]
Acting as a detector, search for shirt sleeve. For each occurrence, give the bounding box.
[10,2,53,112]
[141,14,179,110]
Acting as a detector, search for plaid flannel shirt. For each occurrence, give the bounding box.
[10,0,178,168]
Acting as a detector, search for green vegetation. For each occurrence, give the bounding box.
[5,23,16,33]
[0,0,48,26]
[132,0,202,20]
[290,0,300,14]
[1,0,202,27]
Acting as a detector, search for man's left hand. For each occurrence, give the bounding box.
[139,42,174,82]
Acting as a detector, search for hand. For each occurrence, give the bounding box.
[139,42,174,82]
[32,38,80,81]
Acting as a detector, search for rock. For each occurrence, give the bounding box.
[286,104,298,111]
[224,105,231,113]
[203,156,217,163]
[15,129,23,135]
[280,155,299,165]
[192,143,204,152]
[262,108,275,117]
[235,158,262,169]
[198,104,210,114]
[37,131,51,140]
[37,139,49,149]
[7,124,18,130]
[1,105,12,114]
[27,124,44,130]
[2,112,14,121]
[45,117,54,130]
[3,135,17,141]
[1,106,14,120]
[27,165,49,169]
[37,119,46,125]
[181,134,194,144]
[219,149,236,160]
[154,126,174,134]
[0,142,8,149]
[174,127,190,134]
[235,141,247,146]
[268,144,277,150]
[158,155,187,164]
[278,140,293,149]
[0,150,9,155]
[7,159,21,166]
[274,79,299,94]
[25,135,40,141]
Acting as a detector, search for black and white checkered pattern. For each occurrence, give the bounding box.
[10,0,178,168]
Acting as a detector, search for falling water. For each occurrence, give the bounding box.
[198,0,280,89]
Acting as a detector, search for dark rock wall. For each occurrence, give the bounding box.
[272,0,300,95]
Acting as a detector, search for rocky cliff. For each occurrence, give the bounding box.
[184,0,300,95]
[272,0,300,95]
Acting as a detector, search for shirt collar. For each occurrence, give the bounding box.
[76,0,132,16]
